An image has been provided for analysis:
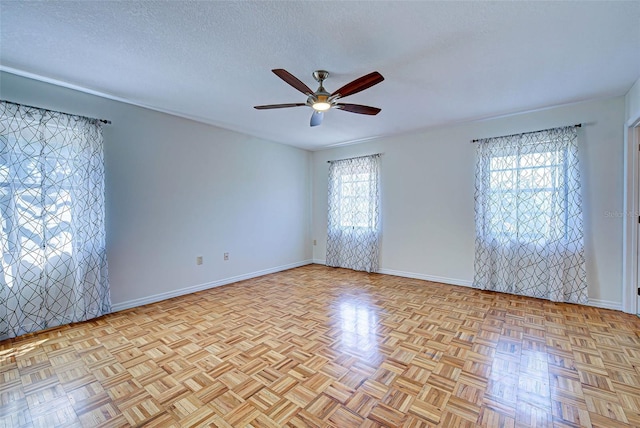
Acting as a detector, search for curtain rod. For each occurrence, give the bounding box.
[470,123,581,143]
[327,153,382,164]
[2,99,112,125]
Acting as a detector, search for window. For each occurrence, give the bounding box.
[473,125,587,304]
[0,101,110,340]
[326,154,381,273]
[0,133,75,276]
[338,172,376,229]
[487,148,567,242]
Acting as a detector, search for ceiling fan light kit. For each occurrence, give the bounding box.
[254,68,384,127]
[312,101,331,112]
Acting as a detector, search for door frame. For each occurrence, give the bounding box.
[623,116,640,314]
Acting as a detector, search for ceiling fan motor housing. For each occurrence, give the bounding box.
[309,70,332,110]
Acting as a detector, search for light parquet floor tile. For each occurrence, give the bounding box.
[1,265,640,427]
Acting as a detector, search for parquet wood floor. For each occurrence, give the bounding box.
[1,265,640,427]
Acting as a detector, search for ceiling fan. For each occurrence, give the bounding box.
[254,69,384,127]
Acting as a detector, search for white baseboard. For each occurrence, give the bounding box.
[378,269,623,311]
[111,259,314,313]
[585,298,622,311]
[312,261,624,311]
[112,258,624,314]
[377,268,473,288]
[312,260,471,288]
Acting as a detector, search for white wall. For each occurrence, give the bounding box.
[1,70,629,311]
[625,76,640,123]
[622,77,640,314]
[1,71,312,309]
[312,97,625,308]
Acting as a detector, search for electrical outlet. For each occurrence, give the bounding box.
[224,252,229,261]
[196,256,203,265]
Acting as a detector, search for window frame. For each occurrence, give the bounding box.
[0,138,78,272]
[485,144,570,243]
[337,171,376,230]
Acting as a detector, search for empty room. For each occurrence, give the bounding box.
[1,1,640,427]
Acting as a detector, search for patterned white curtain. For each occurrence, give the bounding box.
[326,154,381,273]
[473,126,587,304]
[0,101,110,339]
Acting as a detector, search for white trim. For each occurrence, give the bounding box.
[6,260,623,342]
[628,115,640,128]
[111,260,313,312]
[379,269,623,310]
[1,66,626,153]
[0,66,270,142]
[313,260,472,287]
[622,117,640,314]
[315,96,625,152]
[314,262,623,311]
[585,298,623,311]
[377,268,473,288]
[378,269,622,310]
[1,66,138,106]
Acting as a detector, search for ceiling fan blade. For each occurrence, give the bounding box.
[331,71,384,99]
[254,103,306,109]
[272,69,314,95]
[336,103,381,115]
[310,111,324,127]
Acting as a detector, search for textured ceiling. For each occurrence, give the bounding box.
[1,1,639,150]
